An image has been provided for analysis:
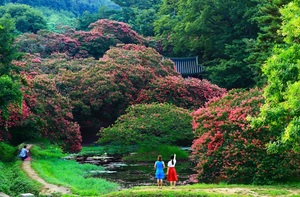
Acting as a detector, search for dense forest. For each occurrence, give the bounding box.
[0,0,299,187]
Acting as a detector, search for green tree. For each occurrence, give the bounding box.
[253,1,300,152]
[0,75,22,122]
[98,103,194,147]
[246,0,291,87]
[0,17,19,75]
[155,0,259,59]
[0,4,47,33]
[206,39,256,89]
[0,18,23,127]
[154,0,260,89]
[111,0,161,36]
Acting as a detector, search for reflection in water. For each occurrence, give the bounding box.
[77,155,196,188]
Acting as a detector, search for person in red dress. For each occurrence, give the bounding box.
[166,154,178,188]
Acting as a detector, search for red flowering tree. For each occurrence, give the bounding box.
[15,31,80,58]
[0,56,83,152]
[57,44,178,133]
[15,20,148,60]
[89,19,146,45]
[22,73,82,152]
[134,76,226,110]
[72,31,117,59]
[0,101,31,142]
[191,88,300,184]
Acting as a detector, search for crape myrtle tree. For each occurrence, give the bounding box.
[0,54,82,152]
[134,76,226,110]
[98,103,194,147]
[15,19,147,59]
[191,88,300,184]
[55,44,178,141]
[252,1,300,153]
[22,43,227,144]
[19,68,82,152]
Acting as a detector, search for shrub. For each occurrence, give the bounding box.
[135,76,226,110]
[0,142,17,162]
[89,19,146,45]
[191,88,300,184]
[98,103,194,147]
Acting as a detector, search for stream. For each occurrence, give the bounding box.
[74,154,196,188]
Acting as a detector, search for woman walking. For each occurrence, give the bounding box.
[167,154,178,188]
[154,155,165,189]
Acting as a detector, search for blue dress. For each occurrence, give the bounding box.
[155,161,165,179]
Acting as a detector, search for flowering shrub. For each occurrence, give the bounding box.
[24,74,82,152]
[15,20,148,59]
[72,31,117,59]
[135,76,226,110]
[98,103,194,147]
[89,19,146,45]
[15,31,80,58]
[0,101,30,142]
[0,56,83,152]
[191,88,300,184]
[58,44,178,130]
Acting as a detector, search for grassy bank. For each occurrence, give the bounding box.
[0,161,42,196]
[29,143,119,196]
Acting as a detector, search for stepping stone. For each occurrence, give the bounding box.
[20,193,34,197]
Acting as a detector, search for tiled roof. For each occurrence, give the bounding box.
[164,56,204,75]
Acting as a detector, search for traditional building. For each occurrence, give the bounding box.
[164,56,204,79]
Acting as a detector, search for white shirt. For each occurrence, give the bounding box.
[167,159,176,167]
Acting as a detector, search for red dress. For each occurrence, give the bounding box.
[167,160,178,181]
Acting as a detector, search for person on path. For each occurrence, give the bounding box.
[154,155,165,189]
[19,145,30,161]
[167,154,178,188]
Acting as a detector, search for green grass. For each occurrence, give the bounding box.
[100,184,300,197]
[0,161,42,196]
[32,159,119,196]
[30,144,119,196]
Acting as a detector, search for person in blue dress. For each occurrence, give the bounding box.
[154,155,165,189]
[19,145,29,161]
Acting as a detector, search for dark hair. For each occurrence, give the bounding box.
[170,154,174,165]
[24,145,27,148]
[157,155,162,161]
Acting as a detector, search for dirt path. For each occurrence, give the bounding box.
[21,145,71,195]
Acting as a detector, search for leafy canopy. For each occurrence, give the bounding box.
[98,103,194,147]
[252,1,300,153]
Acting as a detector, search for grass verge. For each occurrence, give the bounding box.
[30,143,119,196]
[0,161,42,196]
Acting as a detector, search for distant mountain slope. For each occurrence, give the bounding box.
[8,0,119,16]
